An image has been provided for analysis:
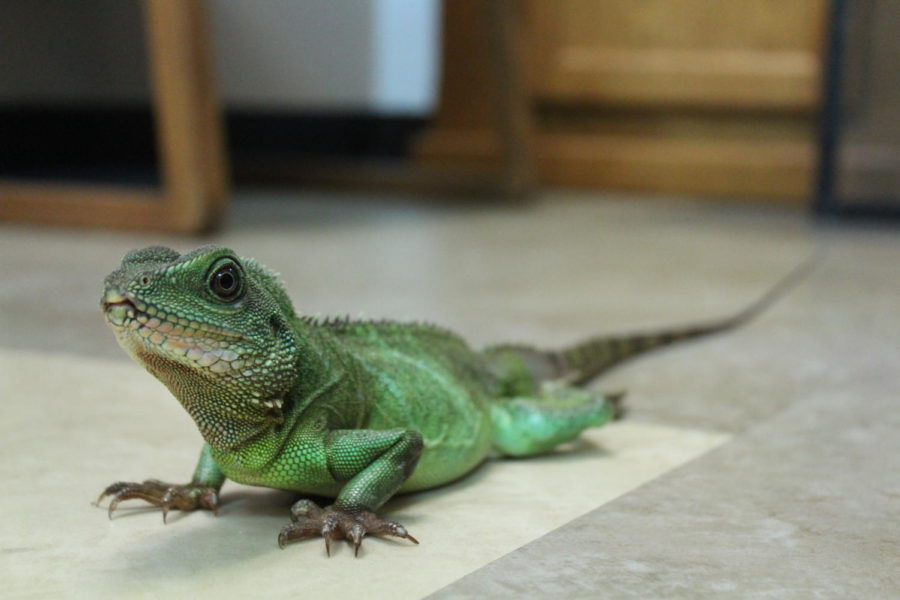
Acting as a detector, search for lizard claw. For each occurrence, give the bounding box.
[96,479,220,521]
[278,499,418,557]
[347,522,365,557]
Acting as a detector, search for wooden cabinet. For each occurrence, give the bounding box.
[417,0,828,201]
[0,0,228,232]
[530,0,824,109]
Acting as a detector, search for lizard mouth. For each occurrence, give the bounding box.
[101,293,249,360]
[103,297,139,328]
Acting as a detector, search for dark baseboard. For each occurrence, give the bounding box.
[0,105,159,184]
[0,104,427,185]
[227,109,427,161]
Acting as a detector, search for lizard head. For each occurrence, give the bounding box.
[101,245,299,408]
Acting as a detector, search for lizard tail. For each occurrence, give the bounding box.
[485,257,814,391]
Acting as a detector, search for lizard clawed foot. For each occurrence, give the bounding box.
[96,479,220,523]
[278,499,418,557]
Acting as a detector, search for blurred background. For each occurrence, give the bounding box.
[0,0,897,229]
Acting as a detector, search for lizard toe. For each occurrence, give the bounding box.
[277,500,418,556]
[96,479,219,521]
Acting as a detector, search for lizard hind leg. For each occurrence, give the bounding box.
[490,383,624,457]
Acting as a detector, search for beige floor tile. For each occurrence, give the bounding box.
[1,349,726,599]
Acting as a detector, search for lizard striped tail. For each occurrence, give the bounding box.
[486,258,812,390]
[557,318,740,386]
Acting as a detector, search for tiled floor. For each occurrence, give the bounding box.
[1,190,898,598]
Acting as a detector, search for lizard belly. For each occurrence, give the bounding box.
[359,350,494,492]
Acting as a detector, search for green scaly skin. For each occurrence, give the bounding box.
[97,245,794,556]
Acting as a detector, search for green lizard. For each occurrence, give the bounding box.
[97,245,798,556]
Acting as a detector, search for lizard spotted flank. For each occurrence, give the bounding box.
[97,245,799,555]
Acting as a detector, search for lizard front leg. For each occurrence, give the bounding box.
[97,443,226,522]
[278,428,424,556]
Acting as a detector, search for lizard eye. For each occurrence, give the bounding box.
[210,261,243,301]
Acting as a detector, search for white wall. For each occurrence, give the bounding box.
[369,0,441,114]
[0,1,149,104]
[0,0,440,115]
